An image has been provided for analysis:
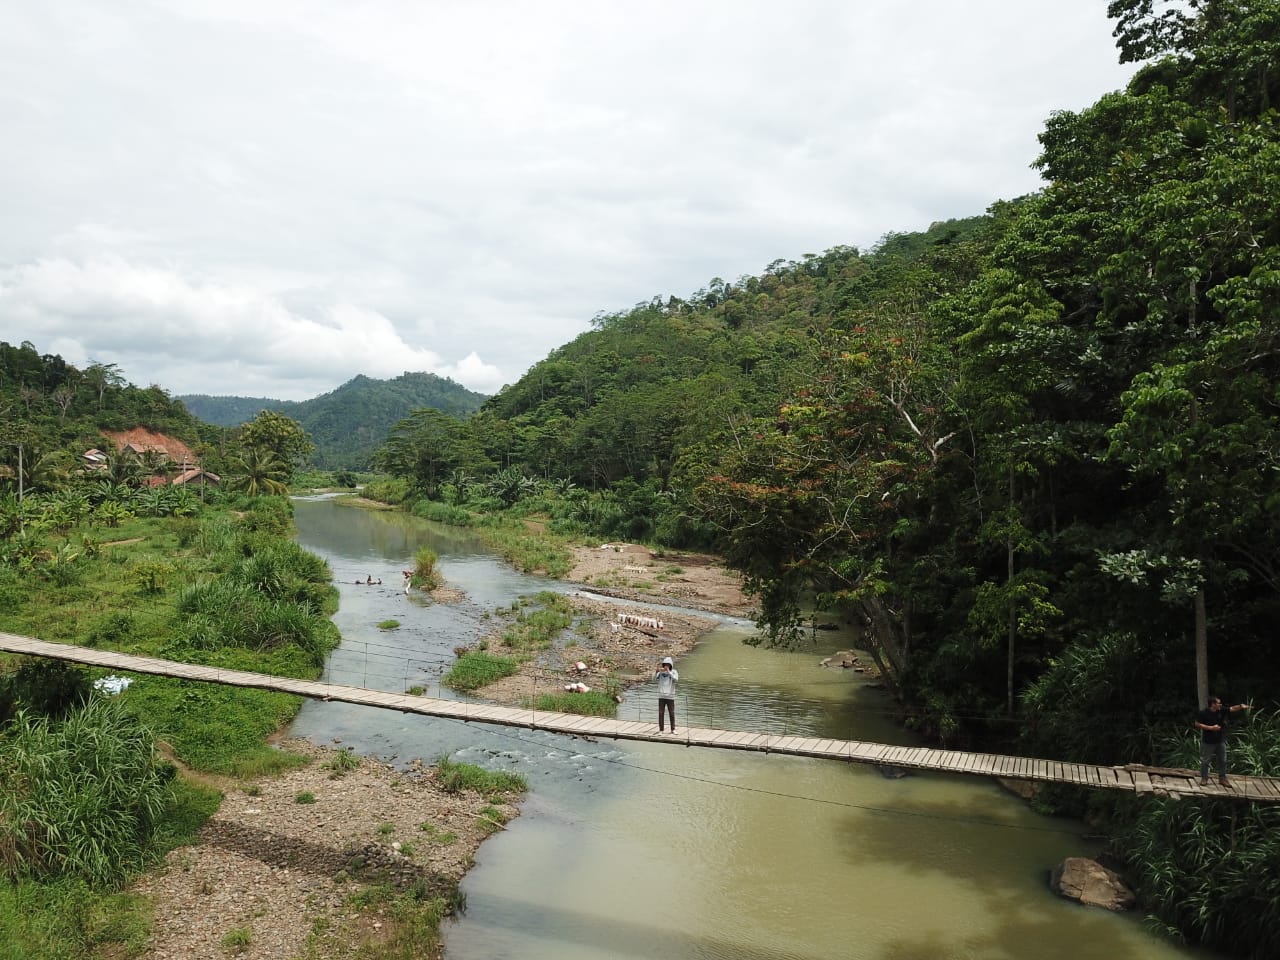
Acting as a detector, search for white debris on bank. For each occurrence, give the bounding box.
[93,674,133,695]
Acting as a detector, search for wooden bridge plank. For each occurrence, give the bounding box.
[5,632,1280,804]
[977,755,1003,776]
[902,747,930,768]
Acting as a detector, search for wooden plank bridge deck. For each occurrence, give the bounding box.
[5,632,1278,803]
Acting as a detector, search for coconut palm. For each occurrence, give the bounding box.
[228,447,290,496]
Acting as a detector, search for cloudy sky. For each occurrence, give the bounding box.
[0,1,1135,401]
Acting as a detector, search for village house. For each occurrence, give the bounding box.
[84,428,218,487]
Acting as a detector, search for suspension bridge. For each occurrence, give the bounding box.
[4,631,1277,803]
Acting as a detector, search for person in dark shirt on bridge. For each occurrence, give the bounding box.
[1196,695,1252,786]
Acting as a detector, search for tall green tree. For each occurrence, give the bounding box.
[238,411,313,480]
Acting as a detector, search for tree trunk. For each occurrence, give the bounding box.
[860,595,906,678]
[1195,586,1208,708]
[1007,467,1016,716]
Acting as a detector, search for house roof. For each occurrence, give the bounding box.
[173,468,220,485]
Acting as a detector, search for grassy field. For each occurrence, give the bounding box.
[0,494,338,959]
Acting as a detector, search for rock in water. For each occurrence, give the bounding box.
[1049,857,1136,911]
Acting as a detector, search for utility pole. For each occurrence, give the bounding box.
[13,442,22,535]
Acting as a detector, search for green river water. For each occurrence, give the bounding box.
[289,496,1216,960]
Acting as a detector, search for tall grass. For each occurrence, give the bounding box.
[412,546,440,590]
[497,592,574,653]
[527,690,617,717]
[434,757,526,799]
[0,878,153,960]
[477,526,573,577]
[411,500,475,526]
[0,697,172,886]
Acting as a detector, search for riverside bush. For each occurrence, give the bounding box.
[1111,711,1280,957]
[412,545,440,590]
[434,757,526,799]
[0,661,91,725]
[411,500,474,526]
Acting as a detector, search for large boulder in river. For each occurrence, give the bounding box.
[1049,858,1136,911]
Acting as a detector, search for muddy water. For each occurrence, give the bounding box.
[289,497,1214,960]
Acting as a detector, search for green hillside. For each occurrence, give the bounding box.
[181,372,487,469]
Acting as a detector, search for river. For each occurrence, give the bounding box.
[289,496,1213,960]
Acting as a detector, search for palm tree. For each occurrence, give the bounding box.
[18,445,72,495]
[103,450,145,488]
[229,447,289,496]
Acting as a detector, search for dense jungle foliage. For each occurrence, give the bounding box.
[362,5,1280,953]
[0,481,339,955]
[0,348,343,954]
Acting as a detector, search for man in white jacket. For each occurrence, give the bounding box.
[655,656,679,733]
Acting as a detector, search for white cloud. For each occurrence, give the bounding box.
[0,258,467,400]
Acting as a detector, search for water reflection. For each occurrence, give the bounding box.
[288,497,1214,960]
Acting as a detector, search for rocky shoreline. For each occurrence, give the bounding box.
[135,739,520,959]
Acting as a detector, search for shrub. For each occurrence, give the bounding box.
[441,651,519,692]
[1111,710,1280,957]
[0,660,91,726]
[324,748,360,779]
[412,546,440,590]
[411,500,475,526]
[86,611,136,648]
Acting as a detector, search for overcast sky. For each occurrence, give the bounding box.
[0,1,1135,401]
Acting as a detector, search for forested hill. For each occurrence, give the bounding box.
[470,216,989,492]
[178,394,297,427]
[0,341,213,453]
[181,372,488,469]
